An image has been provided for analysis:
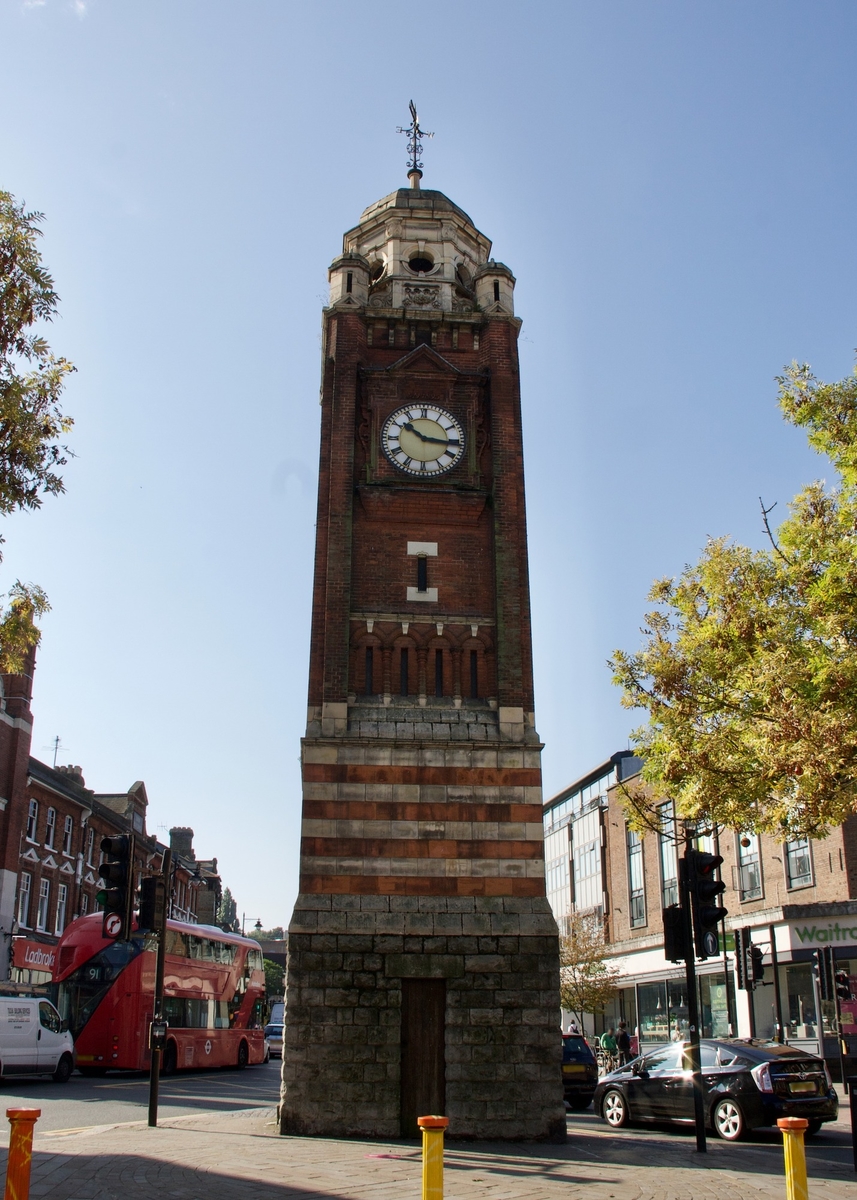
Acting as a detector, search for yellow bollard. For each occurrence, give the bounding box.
[4,1108,41,1200]
[417,1115,448,1200]
[777,1117,808,1200]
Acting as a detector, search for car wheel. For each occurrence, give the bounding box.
[237,1040,249,1069]
[712,1097,745,1141]
[601,1089,629,1128]
[162,1041,177,1076]
[52,1053,73,1084]
[805,1119,823,1137]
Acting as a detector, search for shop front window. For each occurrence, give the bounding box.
[784,839,813,889]
[667,980,689,1042]
[785,963,818,1037]
[699,973,731,1038]
[638,981,669,1044]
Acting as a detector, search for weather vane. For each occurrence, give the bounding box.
[397,100,433,183]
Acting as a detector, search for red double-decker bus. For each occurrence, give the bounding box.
[52,913,267,1073]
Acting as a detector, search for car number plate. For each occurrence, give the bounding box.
[789,1081,816,1094]
[563,1064,586,1073]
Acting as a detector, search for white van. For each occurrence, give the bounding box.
[0,998,74,1081]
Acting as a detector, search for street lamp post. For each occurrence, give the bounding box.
[242,914,263,936]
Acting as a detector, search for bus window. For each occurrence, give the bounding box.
[247,949,263,971]
[165,929,187,957]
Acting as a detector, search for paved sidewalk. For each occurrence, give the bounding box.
[0,1104,852,1200]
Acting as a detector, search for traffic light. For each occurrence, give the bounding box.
[663,905,687,963]
[687,850,727,960]
[97,834,135,941]
[835,967,853,1003]
[139,875,166,932]
[812,947,833,1001]
[750,944,765,984]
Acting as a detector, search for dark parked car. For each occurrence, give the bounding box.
[562,1034,598,1109]
[594,1039,838,1141]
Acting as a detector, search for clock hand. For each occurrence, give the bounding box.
[402,421,452,446]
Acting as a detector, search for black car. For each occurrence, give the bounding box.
[593,1039,838,1141]
[562,1034,599,1109]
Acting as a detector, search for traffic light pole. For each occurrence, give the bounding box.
[148,848,171,1129]
[680,847,706,1154]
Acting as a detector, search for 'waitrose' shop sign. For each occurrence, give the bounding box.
[792,922,857,946]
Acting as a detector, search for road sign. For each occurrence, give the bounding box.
[104,912,122,938]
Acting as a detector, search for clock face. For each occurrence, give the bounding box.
[381,405,465,476]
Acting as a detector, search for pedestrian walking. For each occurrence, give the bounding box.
[616,1020,631,1066]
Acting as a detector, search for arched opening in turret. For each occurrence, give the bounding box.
[408,253,434,274]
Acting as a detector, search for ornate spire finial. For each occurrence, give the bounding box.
[397,100,433,188]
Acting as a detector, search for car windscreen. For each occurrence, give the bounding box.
[55,938,144,1039]
[265,1024,283,1036]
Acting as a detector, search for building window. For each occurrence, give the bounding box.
[346,271,353,294]
[63,815,74,855]
[86,827,95,865]
[627,828,646,927]
[400,648,409,696]
[493,280,500,302]
[45,807,56,849]
[17,873,31,927]
[36,879,50,932]
[435,649,443,697]
[26,799,38,842]
[55,883,68,935]
[571,808,602,912]
[736,832,763,900]
[80,892,89,916]
[416,556,427,593]
[785,838,813,889]
[658,802,679,909]
[470,650,478,699]
[365,647,374,695]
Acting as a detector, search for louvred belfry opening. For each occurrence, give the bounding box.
[279,171,565,1142]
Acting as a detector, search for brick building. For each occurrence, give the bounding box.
[543,752,857,1075]
[0,655,222,988]
[280,164,563,1141]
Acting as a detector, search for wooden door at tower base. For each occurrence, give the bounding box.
[400,978,446,1137]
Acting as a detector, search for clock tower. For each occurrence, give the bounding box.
[280,134,564,1142]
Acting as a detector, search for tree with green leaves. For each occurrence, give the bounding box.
[0,190,74,672]
[559,911,621,1031]
[263,957,284,999]
[217,885,238,932]
[611,358,857,840]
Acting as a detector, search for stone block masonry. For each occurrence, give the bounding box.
[280,894,565,1141]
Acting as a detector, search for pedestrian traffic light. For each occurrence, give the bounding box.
[663,905,687,963]
[750,944,765,984]
[812,947,833,1001]
[97,834,135,941]
[139,875,166,932]
[835,967,853,1003]
[687,850,727,960]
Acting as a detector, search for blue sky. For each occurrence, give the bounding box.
[1,1,855,925]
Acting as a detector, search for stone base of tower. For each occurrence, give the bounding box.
[278,894,566,1142]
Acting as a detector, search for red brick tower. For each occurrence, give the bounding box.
[280,163,564,1141]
